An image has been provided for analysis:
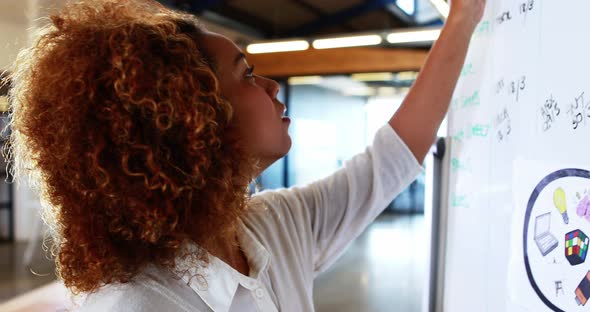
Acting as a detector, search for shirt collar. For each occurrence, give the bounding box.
[177,220,270,312]
[238,220,271,279]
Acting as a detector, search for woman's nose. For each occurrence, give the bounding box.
[261,76,280,100]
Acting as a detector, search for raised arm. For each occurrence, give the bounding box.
[249,1,487,276]
[389,0,485,163]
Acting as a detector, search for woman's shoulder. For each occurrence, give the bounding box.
[248,188,299,224]
[77,265,210,312]
[246,187,314,242]
[250,185,311,209]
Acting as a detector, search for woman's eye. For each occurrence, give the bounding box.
[245,65,256,80]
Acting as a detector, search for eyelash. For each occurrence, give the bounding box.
[245,65,256,79]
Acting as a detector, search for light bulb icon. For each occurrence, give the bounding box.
[554,187,569,224]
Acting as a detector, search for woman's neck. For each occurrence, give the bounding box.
[207,228,250,276]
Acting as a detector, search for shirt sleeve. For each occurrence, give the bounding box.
[253,124,423,275]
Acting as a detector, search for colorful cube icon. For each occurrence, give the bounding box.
[565,229,589,266]
[575,271,590,306]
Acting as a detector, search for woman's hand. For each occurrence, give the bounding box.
[388,0,487,163]
[448,0,486,30]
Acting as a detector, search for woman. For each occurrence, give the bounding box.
[7,0,484,311]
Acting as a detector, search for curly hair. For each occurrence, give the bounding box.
[5,0,257,293]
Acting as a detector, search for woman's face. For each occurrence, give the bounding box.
[201,32,292,172]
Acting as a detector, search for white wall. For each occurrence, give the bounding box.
[0,22,28,71]
[288,84,368,186]
[0,0,29,71]
[4,0,66,241]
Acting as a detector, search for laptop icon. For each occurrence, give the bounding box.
[534,212,558,256]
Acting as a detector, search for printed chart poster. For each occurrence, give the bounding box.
[510,161,590,311]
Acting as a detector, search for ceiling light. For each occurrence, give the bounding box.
[288,76,323,85]
[429,0,450,19]
[342,87,377,97]
[386,29,441,44]
[351,72,394,82]
[246,40,309,54]
[396,71,419,80]
[313,35,382,49]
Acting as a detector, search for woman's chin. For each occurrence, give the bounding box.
[281,139,292,157]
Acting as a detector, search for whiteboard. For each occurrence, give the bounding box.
[441,0,590,311]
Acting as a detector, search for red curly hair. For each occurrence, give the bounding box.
[6,0,256,293]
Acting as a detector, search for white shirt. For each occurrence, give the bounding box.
[78,124,423,312]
